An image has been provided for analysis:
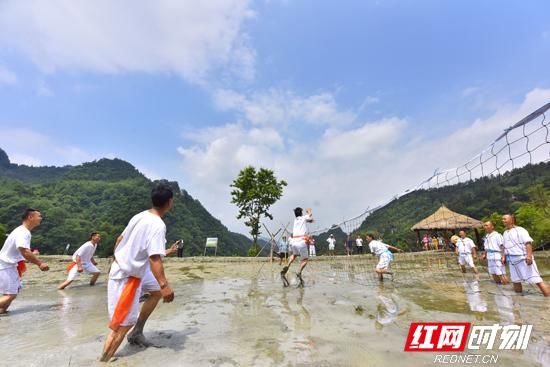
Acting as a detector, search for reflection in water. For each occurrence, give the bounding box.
[57,290,77,338]
[463,280,487,318]
[376,283,399,328]
[279,288,313,365]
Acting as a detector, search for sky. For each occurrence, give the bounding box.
[0,0,549,236]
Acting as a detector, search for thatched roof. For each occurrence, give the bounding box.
[411,205,483,231]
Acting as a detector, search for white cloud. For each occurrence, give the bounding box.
[213,88,356,127]
[0,128,97,166]
[321,118,405,159]
[177,88,550,234]
[0,0,255,84]
[0,64,17,85]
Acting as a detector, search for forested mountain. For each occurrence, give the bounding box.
[316,162,550,252]
[0,148,251,256]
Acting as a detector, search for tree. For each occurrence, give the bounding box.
[230,166,287,256]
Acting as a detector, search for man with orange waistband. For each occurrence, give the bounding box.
[100,184,175,362]
[0,208,49,314]
[281,207,313,287]
[58,232,101,290]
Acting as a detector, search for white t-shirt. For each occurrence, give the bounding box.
[456,238,476,255]
[503,226,533,256]
[292,213,312,238]
[0,225,31,269]
[483,232,504,260]
[356,238,363,247]
[326,238,336,249]
[72,241,97,264]
[110,210,167,279]
[369,240,389,256]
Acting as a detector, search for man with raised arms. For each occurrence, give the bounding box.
[281,207,313,287]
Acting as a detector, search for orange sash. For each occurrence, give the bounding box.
[66,261,77,272]
[109,276,141,331]
[17,260,27,278]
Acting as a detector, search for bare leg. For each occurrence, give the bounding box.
[127,291,162,346]
[90,272,100,286]
[460,265,466,274]
[473,267,479,281]
[500,275,509,284]
[296,259,308,287]
[513,282,523,294]
[100,325,133,362]
[0,294,16,313]
[491,274,501,284]
[536,282,550,297]
[57,279,73,290]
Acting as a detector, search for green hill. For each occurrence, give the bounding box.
[316,162,550,252]
[0,148,251,256]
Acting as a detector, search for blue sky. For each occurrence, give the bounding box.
[0,0,549,234]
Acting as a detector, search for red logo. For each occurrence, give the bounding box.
[404,322,471,352]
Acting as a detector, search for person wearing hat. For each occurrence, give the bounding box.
[281,207,313,287]
[326,234,336,256]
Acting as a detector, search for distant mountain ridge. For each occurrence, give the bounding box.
[0,148,251,256]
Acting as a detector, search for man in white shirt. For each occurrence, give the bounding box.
[0,208,49,314]
[280,207,313,287]
[481,221,508,284]
[455,230,479,279]
[356,236,364,254]
[100,184,175,362]
[326,234,336,256]
[58,232,101,290]
[367,233,401,281]
[502,214,549,296]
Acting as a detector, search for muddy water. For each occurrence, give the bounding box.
[1,253,550,366]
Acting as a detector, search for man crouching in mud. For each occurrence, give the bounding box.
[281,207,313,287]
[100,184,175,362]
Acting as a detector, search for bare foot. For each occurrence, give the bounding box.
[127,331,153,347]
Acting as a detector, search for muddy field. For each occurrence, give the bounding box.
[1,252,550,366]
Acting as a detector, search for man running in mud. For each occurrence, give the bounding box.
[366,233,401,281]
[281,207,313,287]
[0,208,49,314]
[58,232,101,290]
[101,184,175,362]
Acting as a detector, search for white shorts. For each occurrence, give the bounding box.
[458,254,475,268]
[0,267,21,295]
[141,270,160,292]
[487,259,506,276]
[67,263,100,281]
[508,256,543,284]
[107,277,142,327]
[376,252,392,270]
[328,244,335,251]
[291,241,309,259]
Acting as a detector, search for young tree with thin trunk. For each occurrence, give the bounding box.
[230,166,287,256]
